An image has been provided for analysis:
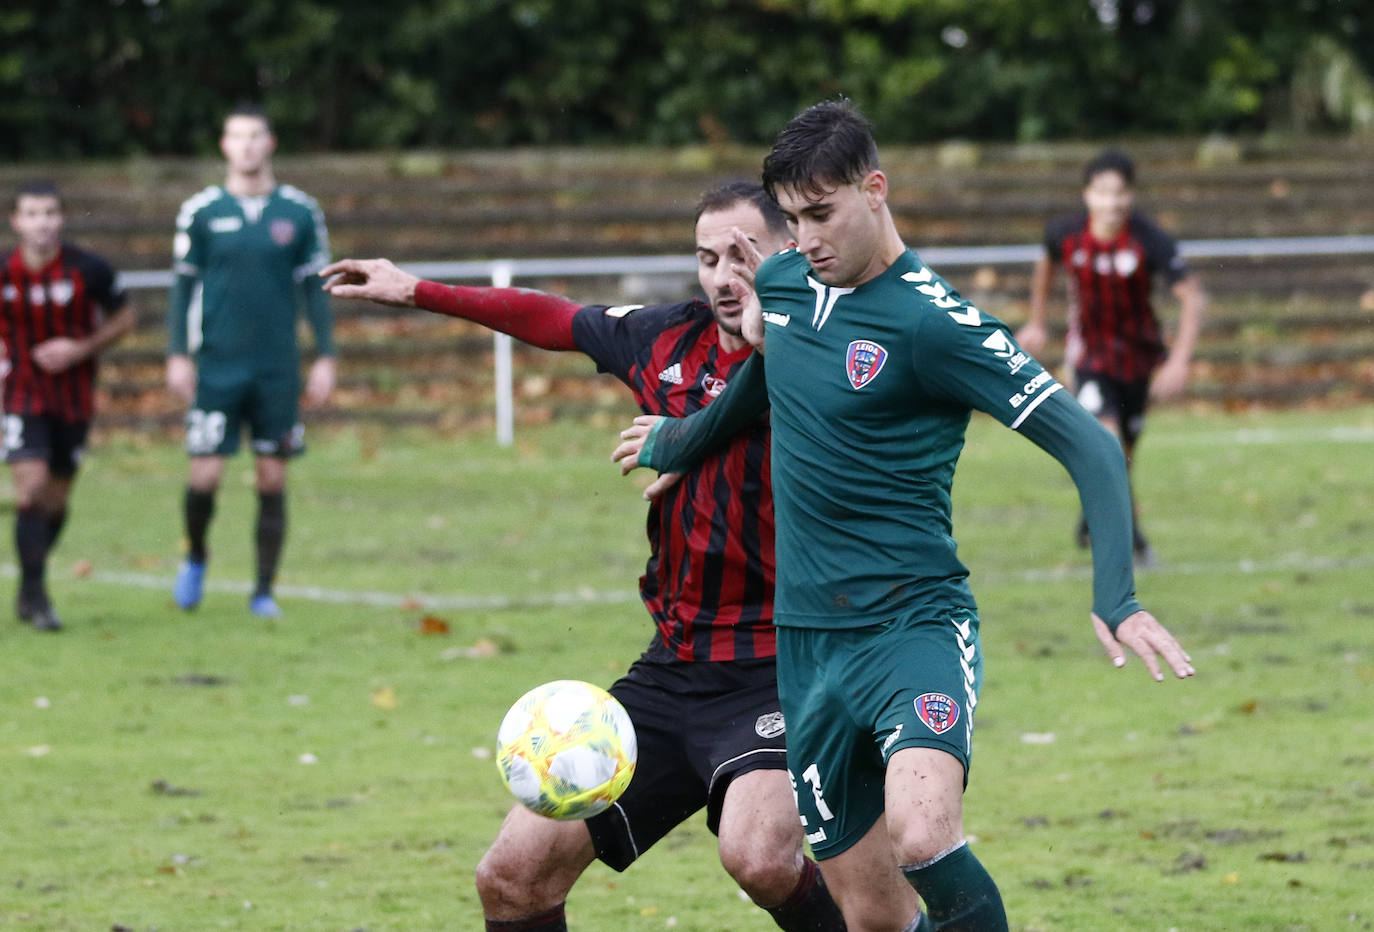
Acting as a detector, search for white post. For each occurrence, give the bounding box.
[491,262,515,447]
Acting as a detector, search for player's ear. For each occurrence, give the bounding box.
[862,170,887,210]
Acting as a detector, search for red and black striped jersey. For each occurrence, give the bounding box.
[0,243,127,420]
[1045,212,1189,382]
[573,300,775,663]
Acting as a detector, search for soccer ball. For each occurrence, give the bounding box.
[496,679,637,821]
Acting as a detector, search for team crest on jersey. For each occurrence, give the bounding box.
[914,692,960,736]
[755,711,786,739]
[845,340,888,389]
[270,219,296,246]
[703,374,728,397]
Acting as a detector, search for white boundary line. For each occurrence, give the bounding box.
[6,551,1369,611]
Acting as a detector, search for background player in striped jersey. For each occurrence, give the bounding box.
[322,182,846,932]
[2,181,136,631]
[1015,149,1206,566]
[166,104,336,618]
[617,101,1194,931]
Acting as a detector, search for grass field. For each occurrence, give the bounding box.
[1,404,1372,931]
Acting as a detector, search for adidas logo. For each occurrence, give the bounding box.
[658,363,683,385]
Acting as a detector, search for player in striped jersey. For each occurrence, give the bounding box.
[1016,149,1207,566]
[323,182,846,932]
[2,181,136,631]
[166,105,336,618]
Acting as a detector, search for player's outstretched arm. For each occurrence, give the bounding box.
[323,258,581,352]
[1093,610,1194,681]
[321,258,420,307]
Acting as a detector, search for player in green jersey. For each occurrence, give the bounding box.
[166,104,336,618]
[614,101,1195,931]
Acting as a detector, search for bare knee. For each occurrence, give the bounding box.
[475,809,594,919]
[718,823,805,906]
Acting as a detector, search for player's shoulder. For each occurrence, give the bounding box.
[276,184,323,213]
[60,242,115,275]
[176,185,226,218]
[1127,211,1175,242]
[581,297,709,329]
[1045,212,1087,241]
[757,247,809,284]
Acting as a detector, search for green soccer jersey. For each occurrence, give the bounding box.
[169,184,334,371]
[644,247,1141,631]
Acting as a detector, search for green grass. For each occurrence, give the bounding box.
[2,405,1372,931]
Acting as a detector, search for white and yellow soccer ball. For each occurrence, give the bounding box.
[496,679,638,821]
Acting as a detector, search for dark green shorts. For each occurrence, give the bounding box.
[187,368,303,458]
[776,609,983,860]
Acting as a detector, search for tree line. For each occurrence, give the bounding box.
[3,0,1371,159]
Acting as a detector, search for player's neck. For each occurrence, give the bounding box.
[1088,216,1124,241]
[717,326,750,355]
[850,218,907,287]
[19,242,59,271]
[225,168,276,197]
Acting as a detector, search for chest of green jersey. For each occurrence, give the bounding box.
[763,276,929,420]
[205,211,304,256]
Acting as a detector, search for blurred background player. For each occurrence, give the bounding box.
[1016,148,1206,566]
[322,182,846,932]
[166,104,336,618]
[1,181,136,631]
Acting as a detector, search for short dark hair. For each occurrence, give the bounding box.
[14,180,62,212]
[762,99,879,201]
[225,102,272,133]
[694,180,789,238]
[1084,148,1135,186]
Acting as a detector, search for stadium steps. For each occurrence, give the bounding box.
[7,136,1372,425]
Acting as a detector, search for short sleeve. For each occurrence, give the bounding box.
[1132,215,1189,286]
[571,301,699,384]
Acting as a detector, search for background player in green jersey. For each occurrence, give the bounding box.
[615,101,1194,931]
[166,105,336,618]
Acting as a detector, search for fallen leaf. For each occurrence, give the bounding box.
[371,686,398,710]
[1221,872,1239,884]
[399,597,425,611]
[418,615,450,635]
[70,559,94,578]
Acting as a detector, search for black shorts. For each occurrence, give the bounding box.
[2,414,89,478]
[1074,369,1149,447]
[585,655,788,872]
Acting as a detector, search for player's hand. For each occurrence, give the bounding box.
[1015,321,1048,356]
[165,354,196,404]
[32,337,88,373]
[611,415,661,474]
[320,258,420,307]
[1149,357,1189,401]
[304,356,336,408]
[611,416,680,501]
[1093,610,1195,682]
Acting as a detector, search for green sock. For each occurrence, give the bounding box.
[902,841,1007,931]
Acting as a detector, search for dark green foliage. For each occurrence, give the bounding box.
[2,0,1371,157]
